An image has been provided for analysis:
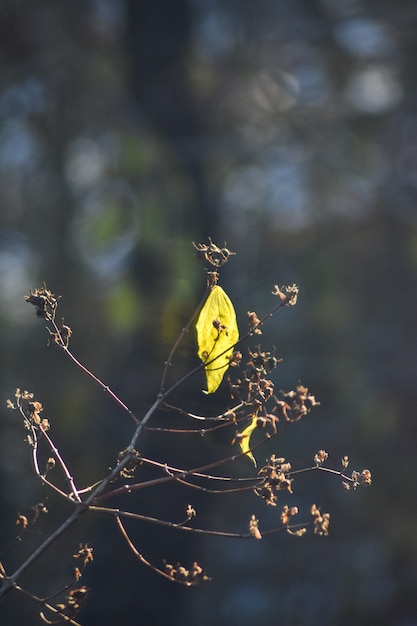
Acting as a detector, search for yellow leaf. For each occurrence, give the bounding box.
[195,285,239,393]
[238,415,258,467]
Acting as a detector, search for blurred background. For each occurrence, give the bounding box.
[1,0,417,624]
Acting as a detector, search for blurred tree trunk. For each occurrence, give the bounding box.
[126,0,217,239]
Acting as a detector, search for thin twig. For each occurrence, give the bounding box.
[16,399,73,501]
[159,285,210,395]
[290,464,353,482]
[95,506,309,540]
[60,345,140,426]
[139,456,262,483]
[39,425,82,502]
[161,400,246,421]
[48,313,140,427]
[144,412,248,434]
[169,475,259,495]
[100,507,251,539]
[115,515,180,583]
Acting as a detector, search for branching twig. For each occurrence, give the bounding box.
[115,515,187,584]
[1,244,370,622]
[0,450,136,601]
[15,393,79,501]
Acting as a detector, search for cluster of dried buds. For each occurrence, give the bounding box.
[228,346,279,407]
[27,400,50,431]
[272,283,299,306]
[275,385,320,423]
[247,346,281,375]
[193,238,235,268]
[72,543,94,582]
[248,514,262,539]
[15,502,48,532]
[25,285,72,347]
[280,505,304,535]
[25,284,60,320]
[48,322,72,348]
[344,469,372,490]
[247,311,262,335]
[314,449,329,466]
[229,346,319,438]
[254,454,293,506]
[311,504,330,536]
[7,390,51,435]
[163,561,211,586]
[55,586,88,620]
[316,452,372,490]
[73,543,94,570]
[117,448,142,479]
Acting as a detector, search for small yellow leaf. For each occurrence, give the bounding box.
[238,415,258,467]
[195,285,239,393]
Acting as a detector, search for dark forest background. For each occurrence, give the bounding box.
[1,1,417,625]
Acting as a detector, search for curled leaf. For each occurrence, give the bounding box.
[237,415,258,467]
[195,285,239,393]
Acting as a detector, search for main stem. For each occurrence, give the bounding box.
[0,451,134,601]
[1,319,171,598]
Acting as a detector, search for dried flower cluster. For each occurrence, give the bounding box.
[247,311,263,335]
[314,449,329,466]
[275,385,320,423]
[272,283,299,306]
[229,350,319,453]
[229,347,278,406]
[117,447,142,479]
[15,502,48,532]
[249,514,262,540]
[311,504,330,536]
[24,284,60,320]
[163,561,211,586]
[54,586,89,621]
[255,454,293,506]
[193,238,235,268]
[344,468,372,490]
[280,505,301,530]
